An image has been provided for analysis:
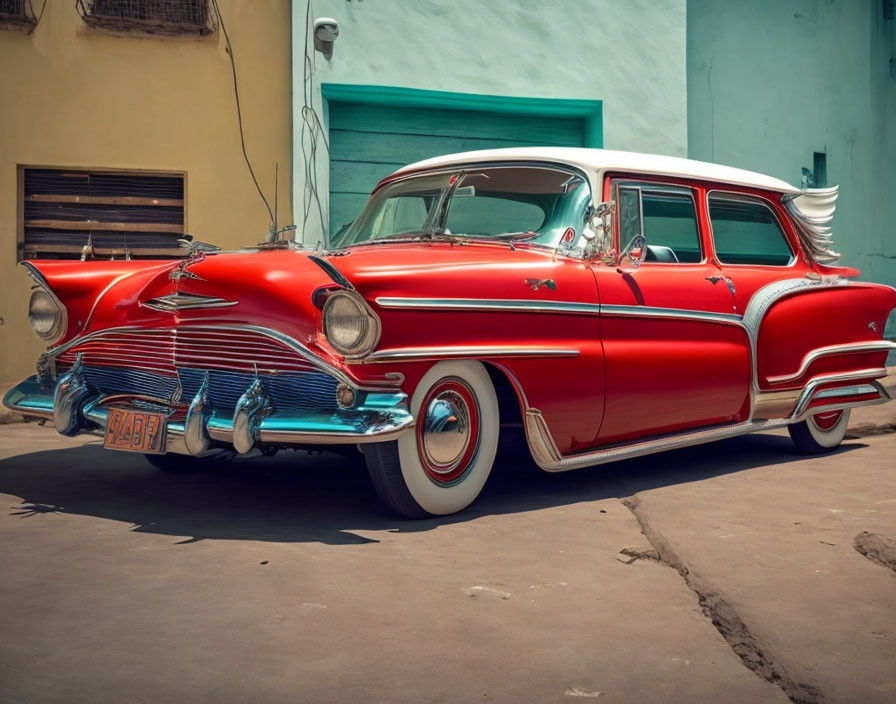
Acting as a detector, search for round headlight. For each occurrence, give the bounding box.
[322,292,379,355]
[29,289,64,341]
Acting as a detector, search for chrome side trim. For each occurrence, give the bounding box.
[375,297,601,315]
[358,346,580,363]
[767,341,896,384]
[375,297,746,326]
[525,409,787,473]
[599,304,744,327]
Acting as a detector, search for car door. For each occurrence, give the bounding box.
[592,177,752,445]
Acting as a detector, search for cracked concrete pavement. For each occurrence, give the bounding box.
[0,422,893,703]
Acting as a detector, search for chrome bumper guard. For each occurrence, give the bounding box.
[3,374,414,456]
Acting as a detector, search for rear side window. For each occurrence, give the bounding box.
[641,189,702,263]
[708,195,793,266]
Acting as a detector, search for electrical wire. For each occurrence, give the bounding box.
[299,0,330,245]
[210,0,274,224]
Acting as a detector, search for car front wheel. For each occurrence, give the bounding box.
[788,409,851,454]
[363,360,500,518]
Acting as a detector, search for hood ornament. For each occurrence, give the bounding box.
[169,249,207,283]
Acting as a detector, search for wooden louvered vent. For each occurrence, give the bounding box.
[21,168,187,260]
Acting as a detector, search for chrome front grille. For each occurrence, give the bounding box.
[80,365,339,414]
[55,327,320,376]
[55,326,342,415]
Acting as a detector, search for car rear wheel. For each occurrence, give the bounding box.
[363,360,499,518]
[788,409,851,454]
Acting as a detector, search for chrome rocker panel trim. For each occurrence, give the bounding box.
[524,365,895,473]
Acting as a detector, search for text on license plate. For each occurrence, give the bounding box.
[104,407,168,454]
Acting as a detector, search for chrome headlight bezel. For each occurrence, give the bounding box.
[322,290,381,357]
[28,286,67,343]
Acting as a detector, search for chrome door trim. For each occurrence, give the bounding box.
[375,297,746,326]
[375,297,601,315]
[598,304,744,327]
[767,341,896,384]
[357,346,580,363]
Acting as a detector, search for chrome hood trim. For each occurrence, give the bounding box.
[142,293,239,312]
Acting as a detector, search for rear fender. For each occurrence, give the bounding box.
[748,278,896,393]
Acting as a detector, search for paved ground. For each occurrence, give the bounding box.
[0,420,894,703]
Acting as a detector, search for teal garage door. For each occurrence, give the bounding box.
[328,102,587,235]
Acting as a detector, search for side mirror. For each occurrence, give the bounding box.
[583,201,612,260]
[617,186,647,268]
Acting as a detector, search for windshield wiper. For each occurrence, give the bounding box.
[490,231,540,241]
[358,232,463,246]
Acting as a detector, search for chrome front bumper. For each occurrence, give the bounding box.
[3,374,414,456]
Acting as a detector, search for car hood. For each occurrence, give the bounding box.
[26,241,580,354]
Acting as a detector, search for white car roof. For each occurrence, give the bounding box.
[390,147,801,195]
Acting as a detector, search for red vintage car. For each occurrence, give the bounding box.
[5,148,896,517]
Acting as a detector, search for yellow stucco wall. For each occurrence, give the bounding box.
[0,1,292,384]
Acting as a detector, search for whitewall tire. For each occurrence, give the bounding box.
[363,360,499,518]
[788,409,851,454]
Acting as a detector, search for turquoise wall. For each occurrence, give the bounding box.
[688,0,896,285]
[293,0,688,243]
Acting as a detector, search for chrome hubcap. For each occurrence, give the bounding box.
[422,390,470,470]
[417,378,480,485]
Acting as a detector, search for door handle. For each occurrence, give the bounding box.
[705,275,736,298]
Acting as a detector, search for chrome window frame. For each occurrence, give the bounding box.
[610,179,706,266]
[704,190,798,268]
[345,160,594,256]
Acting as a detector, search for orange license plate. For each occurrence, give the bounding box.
[104,407,167,454]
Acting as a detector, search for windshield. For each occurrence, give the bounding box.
[332,165,591,249]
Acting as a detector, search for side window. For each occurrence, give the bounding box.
[708,195,793,266]
[616,182,702,263]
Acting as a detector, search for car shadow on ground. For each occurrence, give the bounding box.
[0,432,865,545]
